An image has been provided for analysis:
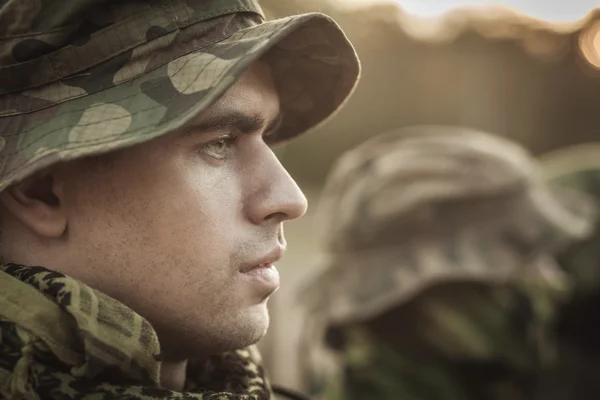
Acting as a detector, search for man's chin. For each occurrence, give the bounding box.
[158,305,271,359]
[213,304,272,353]
[241,302,271,340]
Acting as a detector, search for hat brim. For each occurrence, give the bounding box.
[300,244,569,326]
[298,180,595,325]
[0,13,360,192]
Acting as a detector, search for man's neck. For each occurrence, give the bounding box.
[160,359,189,391]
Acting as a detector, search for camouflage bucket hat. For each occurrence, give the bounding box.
[0,0,361,192]
[299,126,597,325]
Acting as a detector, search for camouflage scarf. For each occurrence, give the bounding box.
[0,264,272,399]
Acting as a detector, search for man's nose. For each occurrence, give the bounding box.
[245,147,308,225]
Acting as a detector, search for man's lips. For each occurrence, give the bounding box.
[239,247,282,295]
[239,247,284,273]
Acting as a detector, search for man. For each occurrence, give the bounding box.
[298,126,600,400]
[0,0,360,399]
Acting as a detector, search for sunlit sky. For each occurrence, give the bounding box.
[340,0,598,22]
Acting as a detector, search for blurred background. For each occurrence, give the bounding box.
[255,0,600,391]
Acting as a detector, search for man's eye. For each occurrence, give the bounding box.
[202,135,235,159]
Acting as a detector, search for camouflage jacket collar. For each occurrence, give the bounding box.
[0,263,272,399]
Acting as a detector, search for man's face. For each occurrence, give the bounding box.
[53,61,307,359]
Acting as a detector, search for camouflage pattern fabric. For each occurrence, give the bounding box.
[297,126,600,400]
[299,126,596,326]
[539,143,600,292]
[540,143,600,199]
[321,281,569,400]
[535,143,600,400]
[0,263,273,399]
[0,0,361,193]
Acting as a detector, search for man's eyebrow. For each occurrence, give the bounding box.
[182,111,283,137]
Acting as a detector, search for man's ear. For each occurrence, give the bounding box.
[0,170,67,238]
